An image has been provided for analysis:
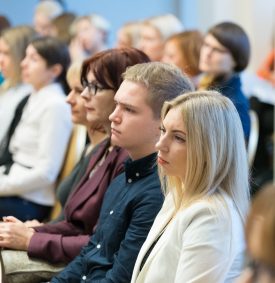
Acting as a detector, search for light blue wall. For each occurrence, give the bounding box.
[0,0,183,46]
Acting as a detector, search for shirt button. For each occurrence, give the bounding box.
[96,244,101,249]
[82,275,87,280]
[110,210,114,215]
[135,172,140,177]
[128,178,132,183]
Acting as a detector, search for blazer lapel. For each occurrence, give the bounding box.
[65,139,110,215]
[132,196,175,282]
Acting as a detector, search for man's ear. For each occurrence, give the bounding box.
[50,63,63,80]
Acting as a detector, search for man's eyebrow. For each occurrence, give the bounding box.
[114,100,139,110]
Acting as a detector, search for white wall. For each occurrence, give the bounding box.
[1,0,274,72]
[0,0,178,47]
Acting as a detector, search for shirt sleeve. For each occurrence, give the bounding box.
[0,101,72,196]
[28,221,90,263]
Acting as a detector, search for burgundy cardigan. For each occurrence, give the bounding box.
[28,139,128,263]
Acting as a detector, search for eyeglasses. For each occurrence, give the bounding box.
[82,80,109,96]
[202,41,229,54]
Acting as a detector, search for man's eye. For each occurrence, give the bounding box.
[125,107,134,113]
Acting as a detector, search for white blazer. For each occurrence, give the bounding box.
[0,83,72,206]
[131,190,246,283]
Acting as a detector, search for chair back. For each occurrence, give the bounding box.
[58,124,87,181]
[248,110,260,168]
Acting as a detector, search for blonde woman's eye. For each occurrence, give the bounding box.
[175,135,185,143]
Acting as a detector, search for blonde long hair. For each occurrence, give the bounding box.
[160,90,250,223]
[0,25,36,90]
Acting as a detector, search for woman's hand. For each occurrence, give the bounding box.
[24,219,44,228]
[0,216,34,250]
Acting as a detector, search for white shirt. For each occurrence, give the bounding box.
[0,83,32,143]
[131,191,246,283]
[0,83,72,206]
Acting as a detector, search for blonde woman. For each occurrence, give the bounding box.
[33,0,64,36]
[131,91,250,283]
[0,25,36,143]
[138,14,184,61]
[116,21,141,49]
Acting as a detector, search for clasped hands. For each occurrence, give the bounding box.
[0,216,35,250]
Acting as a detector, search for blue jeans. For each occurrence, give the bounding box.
[0,196,52,221]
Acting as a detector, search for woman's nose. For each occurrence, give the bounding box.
[80,87,90,100]
[66,91,75,104]
[156,135,168,152]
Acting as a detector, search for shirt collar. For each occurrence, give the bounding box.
[125,152,157,184]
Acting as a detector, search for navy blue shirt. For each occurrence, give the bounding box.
[51,152,164,283]
[217,74,251,140]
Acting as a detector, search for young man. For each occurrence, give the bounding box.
[51,62,194,282]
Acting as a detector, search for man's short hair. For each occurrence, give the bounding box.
[123,62,194,118]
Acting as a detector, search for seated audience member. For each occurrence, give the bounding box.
[116,21,141,49]
[131,90,250,283]
[162,30,203,87]
[26,60,108,226]
[199,22,251,141]
[0,25,36,144]
[49,12,76,46]
[0,36,72,221]
[0,48,150,283]
[33,0,64,36]
[0,15,11,85]
[236,184,275,283]
[257,48,275,86]
[0,14,11,85]
[69,14,110,62]
[0,14,10,32]
[50,62,194,282]
[138,14,184,62]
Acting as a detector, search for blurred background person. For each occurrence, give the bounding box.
[236,184,275,283]
[0,25,36,144]
[48,12,76,46]
[33,0,64,36]
[69,14,110,62]
[116,21,141,49]
[0,14,11,85]
[162,29,203,87]
[257,47,275,86]
[199,21,251,141]
[0,15,11,32]
[138,14,184,61]
[0,36,72,221]
[25,60,108,226]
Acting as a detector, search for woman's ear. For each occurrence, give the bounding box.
[50,63,63,80]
